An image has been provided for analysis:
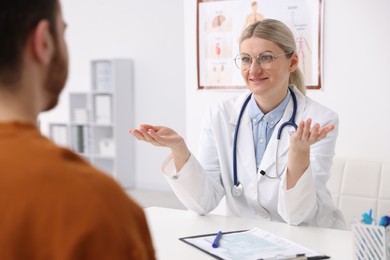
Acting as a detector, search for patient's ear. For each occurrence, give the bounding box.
[28,20,54,65]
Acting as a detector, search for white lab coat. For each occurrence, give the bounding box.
[162,86,346,229]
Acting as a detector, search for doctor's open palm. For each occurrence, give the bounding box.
[129,124,191,171]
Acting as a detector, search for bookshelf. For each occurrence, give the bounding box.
[49,59,134,188]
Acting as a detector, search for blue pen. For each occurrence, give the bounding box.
[212,231,222,248]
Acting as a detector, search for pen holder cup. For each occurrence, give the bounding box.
[352,223,390,260]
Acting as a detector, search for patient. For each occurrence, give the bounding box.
[0,0,155,259]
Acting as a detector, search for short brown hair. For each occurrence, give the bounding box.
[0,0,58,85]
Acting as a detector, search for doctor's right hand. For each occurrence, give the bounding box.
[129,124,183,148]
[129,124,191,171]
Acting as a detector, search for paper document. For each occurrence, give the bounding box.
[180,227,329,260]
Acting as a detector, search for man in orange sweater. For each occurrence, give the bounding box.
[0,0,155,259]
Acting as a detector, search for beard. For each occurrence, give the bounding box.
[42,42,68,112]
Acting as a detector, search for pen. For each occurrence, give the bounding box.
[212,231,222,248]
[258,254,330,260]
[306,256,330,260]
[258,253,306,260]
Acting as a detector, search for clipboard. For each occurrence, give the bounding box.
[179,230,247,260]
[179,227,330,260]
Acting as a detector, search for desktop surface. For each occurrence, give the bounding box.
[144,207,353,260]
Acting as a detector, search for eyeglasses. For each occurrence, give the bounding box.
[234,52,292,71]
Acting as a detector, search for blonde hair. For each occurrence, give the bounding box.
[239,19,306,95]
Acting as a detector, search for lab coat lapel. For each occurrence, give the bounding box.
[229,93,257,180]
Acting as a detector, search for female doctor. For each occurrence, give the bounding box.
[130,19,346,229]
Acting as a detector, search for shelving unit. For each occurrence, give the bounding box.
[49,59,134,188]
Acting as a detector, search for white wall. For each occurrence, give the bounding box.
[184,0,390,162]
[39,0,185,191]
[40,0,390,193]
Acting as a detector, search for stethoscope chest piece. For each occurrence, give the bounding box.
[231,182,243,197]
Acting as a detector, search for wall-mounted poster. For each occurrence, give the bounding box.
[197,0,323,90]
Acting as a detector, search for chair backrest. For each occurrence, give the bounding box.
[328,157,390,229]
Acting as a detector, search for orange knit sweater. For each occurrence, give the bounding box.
[0,122,155,260]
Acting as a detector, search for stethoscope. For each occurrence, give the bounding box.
[231,87,298,197]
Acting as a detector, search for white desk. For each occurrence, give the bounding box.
[145,207,353,260]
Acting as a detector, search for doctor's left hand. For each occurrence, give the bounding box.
[286,118,335,189]
[290,118,335,151]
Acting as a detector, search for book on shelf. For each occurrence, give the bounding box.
[70,125,90,154]
[82,126,90,155]
[94,94,112,124]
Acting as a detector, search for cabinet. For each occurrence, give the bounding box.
[49,59,134,188]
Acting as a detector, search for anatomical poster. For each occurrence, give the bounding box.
[197,0,323,90]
